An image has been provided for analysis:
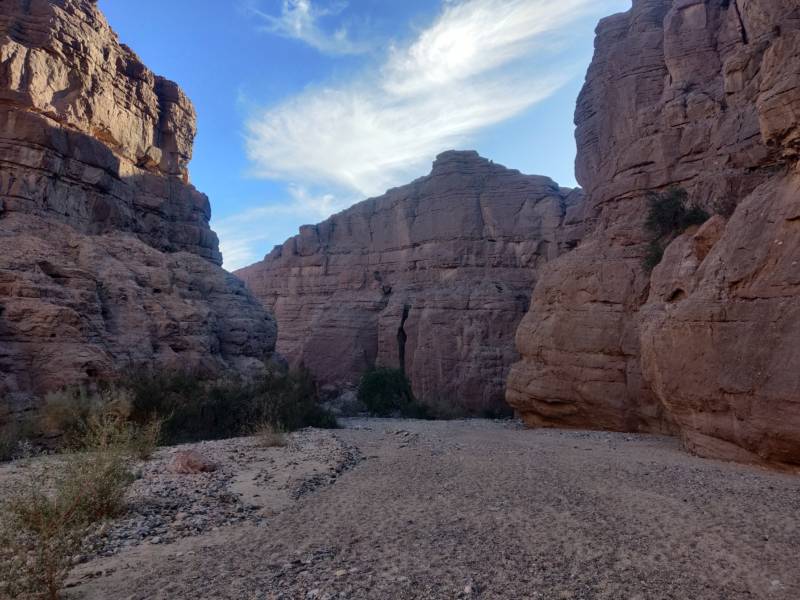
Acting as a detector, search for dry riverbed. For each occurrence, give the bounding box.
[4,419,799,599]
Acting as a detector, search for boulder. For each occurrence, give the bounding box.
[168,450,217,475]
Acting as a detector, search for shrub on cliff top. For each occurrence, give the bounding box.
[643,187,709,270]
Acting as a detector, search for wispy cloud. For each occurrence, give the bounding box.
[223,0,623,269]
[245,0,615,198]
[249,0,369,56]
[215,185,353,270]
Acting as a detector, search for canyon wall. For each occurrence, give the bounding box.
[237,151,585,415]
[508,0,800,469]
[0,0,276,417]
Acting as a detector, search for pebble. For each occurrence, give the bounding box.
[76,430,361,562]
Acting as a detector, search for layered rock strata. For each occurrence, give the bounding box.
[237,151,585,415]
[508,0,800,469]
[0,0,276,417]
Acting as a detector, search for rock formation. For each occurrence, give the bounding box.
[237,151,585,415]
[508,0,800,470]
[0,0,276,418]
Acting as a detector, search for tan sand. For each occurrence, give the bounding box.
[64,419,800,599]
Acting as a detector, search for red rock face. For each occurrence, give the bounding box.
[0,0,276,417]
[237,151,586,415]
[508,0,800,470]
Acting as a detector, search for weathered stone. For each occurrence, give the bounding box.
[0,0,276,415]
[168,450,217,475]
[508,0,800,469]
[238,151,586,415]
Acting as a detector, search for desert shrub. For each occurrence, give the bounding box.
[357,368,428,418]
[124,370,245,443]
[645,188,709,237]
[0,418,33,462]
[252,368,338,432]
[643,187,709,270]
[124,368,336,445]
[643,239,666,272]
[0,408,137,600]
[713,195,737,218]
[0,470,87,600]
[253,422,287,448]
[40,387,133,449]
[128,416,163,461]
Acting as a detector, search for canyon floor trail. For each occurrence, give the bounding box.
[68,419,800,599]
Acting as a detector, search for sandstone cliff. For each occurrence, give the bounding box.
[508,0,800,470]
[0,0,276,417]
[237,151,585,415]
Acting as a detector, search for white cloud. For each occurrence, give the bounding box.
[245,0,616,198]
[249,0,368,56]
[214,185,353,270]
[223,0,625,270]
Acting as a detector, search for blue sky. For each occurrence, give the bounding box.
[99,0,630,270]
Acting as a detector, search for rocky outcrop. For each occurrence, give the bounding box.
[0,0,276,417]
[237,151,585,415]
[508,0,800,470]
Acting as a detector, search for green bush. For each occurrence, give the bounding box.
[645,188,709,237]
[357,368,428,418]
[251,368,338,431]
[0,419,33,462]
[124,368,336,445]
[643,187,709,270]
[643,239,666,272]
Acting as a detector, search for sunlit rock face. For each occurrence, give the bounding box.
[237,151,586,416]
[508,0,800,470]
[0,0,277,418]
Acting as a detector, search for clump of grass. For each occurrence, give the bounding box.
[0,405,138,600]
[128,416,163,461]
[253,422,287,448]
[643,187,709,270]
[0,474,87,600]
[357,368,429,418]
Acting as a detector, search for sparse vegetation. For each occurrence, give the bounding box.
[643,187,709,270]
[643,239,666,272]
[128,415,163,461]
[124,367,336,445]
[0,366,333,599]
[357,368,429,418]
[713,195,737,218]
[0,419,32,462]
[253,422,288,448]
[0,404,138,600]
[40,387,133,449]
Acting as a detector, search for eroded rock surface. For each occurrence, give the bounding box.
[508,0,800,469]
[0,0,276,417]
[237,151,585,415]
